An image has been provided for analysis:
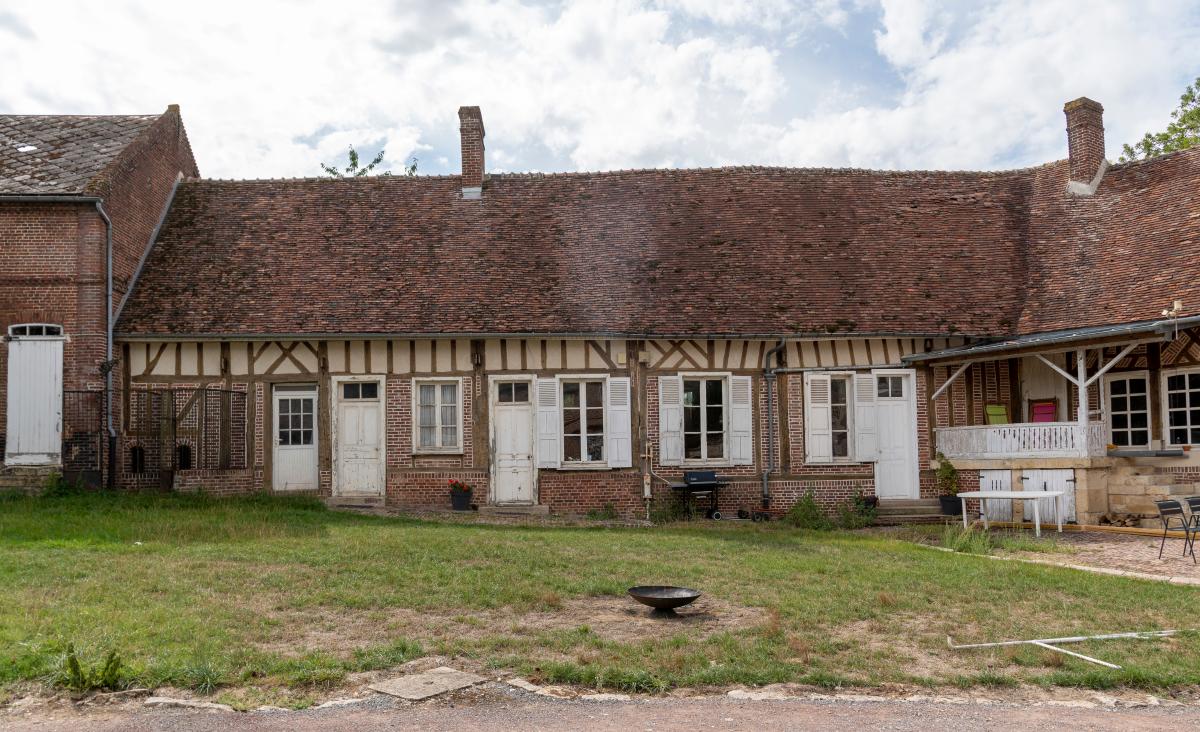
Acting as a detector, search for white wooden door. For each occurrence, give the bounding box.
[335,380,384,496]
[493,379,534,504]
[1021,468,1076,523]
[979,469,1013,522]
[873,372,918,499]
[272,386,317,491]
[4,335,64,466]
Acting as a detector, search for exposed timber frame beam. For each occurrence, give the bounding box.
[929,362,972,401]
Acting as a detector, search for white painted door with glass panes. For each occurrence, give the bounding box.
[492,379,534,503]
[273,385,317,491]
[873,372,918,499]
[1163,370,1200,447]
[335,380,384,496]
[1105,372,1150,449]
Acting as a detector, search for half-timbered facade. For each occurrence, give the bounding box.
[5,98,1200,524]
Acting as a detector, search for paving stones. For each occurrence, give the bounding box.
[368,666,486,701]
[144,696,234,712]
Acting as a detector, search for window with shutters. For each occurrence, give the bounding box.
[413,378,462,453]
[683,377,726,462]
[805,370,885,464]
[562,379,605,462]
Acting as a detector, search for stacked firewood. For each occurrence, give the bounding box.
[1098,512,1147,527]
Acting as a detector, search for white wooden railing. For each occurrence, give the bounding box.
[936,422,1107,460]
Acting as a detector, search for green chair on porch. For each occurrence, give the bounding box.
[984,404,1010,425]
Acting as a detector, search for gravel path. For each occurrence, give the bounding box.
[5,693,1193,732]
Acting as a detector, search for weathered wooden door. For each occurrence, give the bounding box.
[873,371,918,499]
[979,469,1013,521]
[334,380,384,496]
[1021,468,1076,523]
[492,379,534,504]
[273,385,318,491]
[4,329,64,466]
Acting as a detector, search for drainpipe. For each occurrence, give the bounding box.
[761,340,787,511]
[95,201,117,489]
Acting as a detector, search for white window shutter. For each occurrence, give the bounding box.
[606,377,633,468]
[805,373,833,463]
[853,373,878,462]
[658,375,684,466]
[535,378,561,469]
[729,375,754,465]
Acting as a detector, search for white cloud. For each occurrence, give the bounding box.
[0,0,1196,177]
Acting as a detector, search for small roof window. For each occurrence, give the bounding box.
[8,323,63,337]
[15,144,38,153]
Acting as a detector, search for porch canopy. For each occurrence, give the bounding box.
[904,317,1199,460]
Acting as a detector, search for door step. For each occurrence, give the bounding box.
[326,495,385,509]
[478,504,550,517]
[874,513,949,526]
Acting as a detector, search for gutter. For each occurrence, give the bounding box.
[0,195,116,486]
[112,330,976,342]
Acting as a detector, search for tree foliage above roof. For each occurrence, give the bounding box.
[320,145,418,177]
[1120,77,1200,163]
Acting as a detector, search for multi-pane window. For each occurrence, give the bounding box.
[830,377,850,458]
[1165,372,1200,446]
[877,375,903,398]
[416,381,459,450]
[497,381,529,403]
[278,397,314,445]
[342,382,378,400]
[1108,375,1149,447]
[563,380,604,462]
[683,378,725,461]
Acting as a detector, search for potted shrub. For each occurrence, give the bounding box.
[935,452,960,516]
[448,479,473,511]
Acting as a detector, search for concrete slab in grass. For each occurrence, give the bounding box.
[369,666,486,701]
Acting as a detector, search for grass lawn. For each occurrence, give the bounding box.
[2,491,1199,705]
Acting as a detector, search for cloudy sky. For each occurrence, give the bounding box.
[1,0,1197,178]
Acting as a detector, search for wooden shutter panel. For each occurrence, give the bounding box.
[729,375,754,465]
[804,373,833,463]
[535,378,561,469]
[606,377,633,468]
[658,375,684,466]
[853,373,878,462]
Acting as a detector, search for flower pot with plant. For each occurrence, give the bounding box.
[935,452,960,516]
[448,479,473,511]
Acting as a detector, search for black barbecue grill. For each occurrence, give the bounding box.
[668,470,728,519]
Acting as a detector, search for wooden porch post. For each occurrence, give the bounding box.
[1075,347,1088,456]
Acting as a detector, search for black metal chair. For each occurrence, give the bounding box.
[1185,496,1200,528]
[1154,500,1197,562]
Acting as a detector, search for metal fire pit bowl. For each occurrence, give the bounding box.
[627,585,701,613]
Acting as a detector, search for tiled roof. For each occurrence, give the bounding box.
[117,167,1033,337]
[115,146,1200,341]
[1018,147,1200,334]
[0,114,159,194]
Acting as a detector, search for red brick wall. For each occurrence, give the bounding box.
[1,109,197,470]
[538,469,642,517]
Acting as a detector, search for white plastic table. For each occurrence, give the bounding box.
[956,490,1064,537]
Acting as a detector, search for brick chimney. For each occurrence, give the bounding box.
[1064,97,1106,194]
[459,106,484,199]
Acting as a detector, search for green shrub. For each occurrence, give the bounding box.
[783,492,833,530]
[940,524,995,554]
[585,503,619,521]
[51,643,126,693]
[649,494,689,524]
[935,452,959,495]
[836,489,877,529]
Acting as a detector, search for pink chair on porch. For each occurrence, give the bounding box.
[1029,399,1058,423]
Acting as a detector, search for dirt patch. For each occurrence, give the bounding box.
[260,595,768,656]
